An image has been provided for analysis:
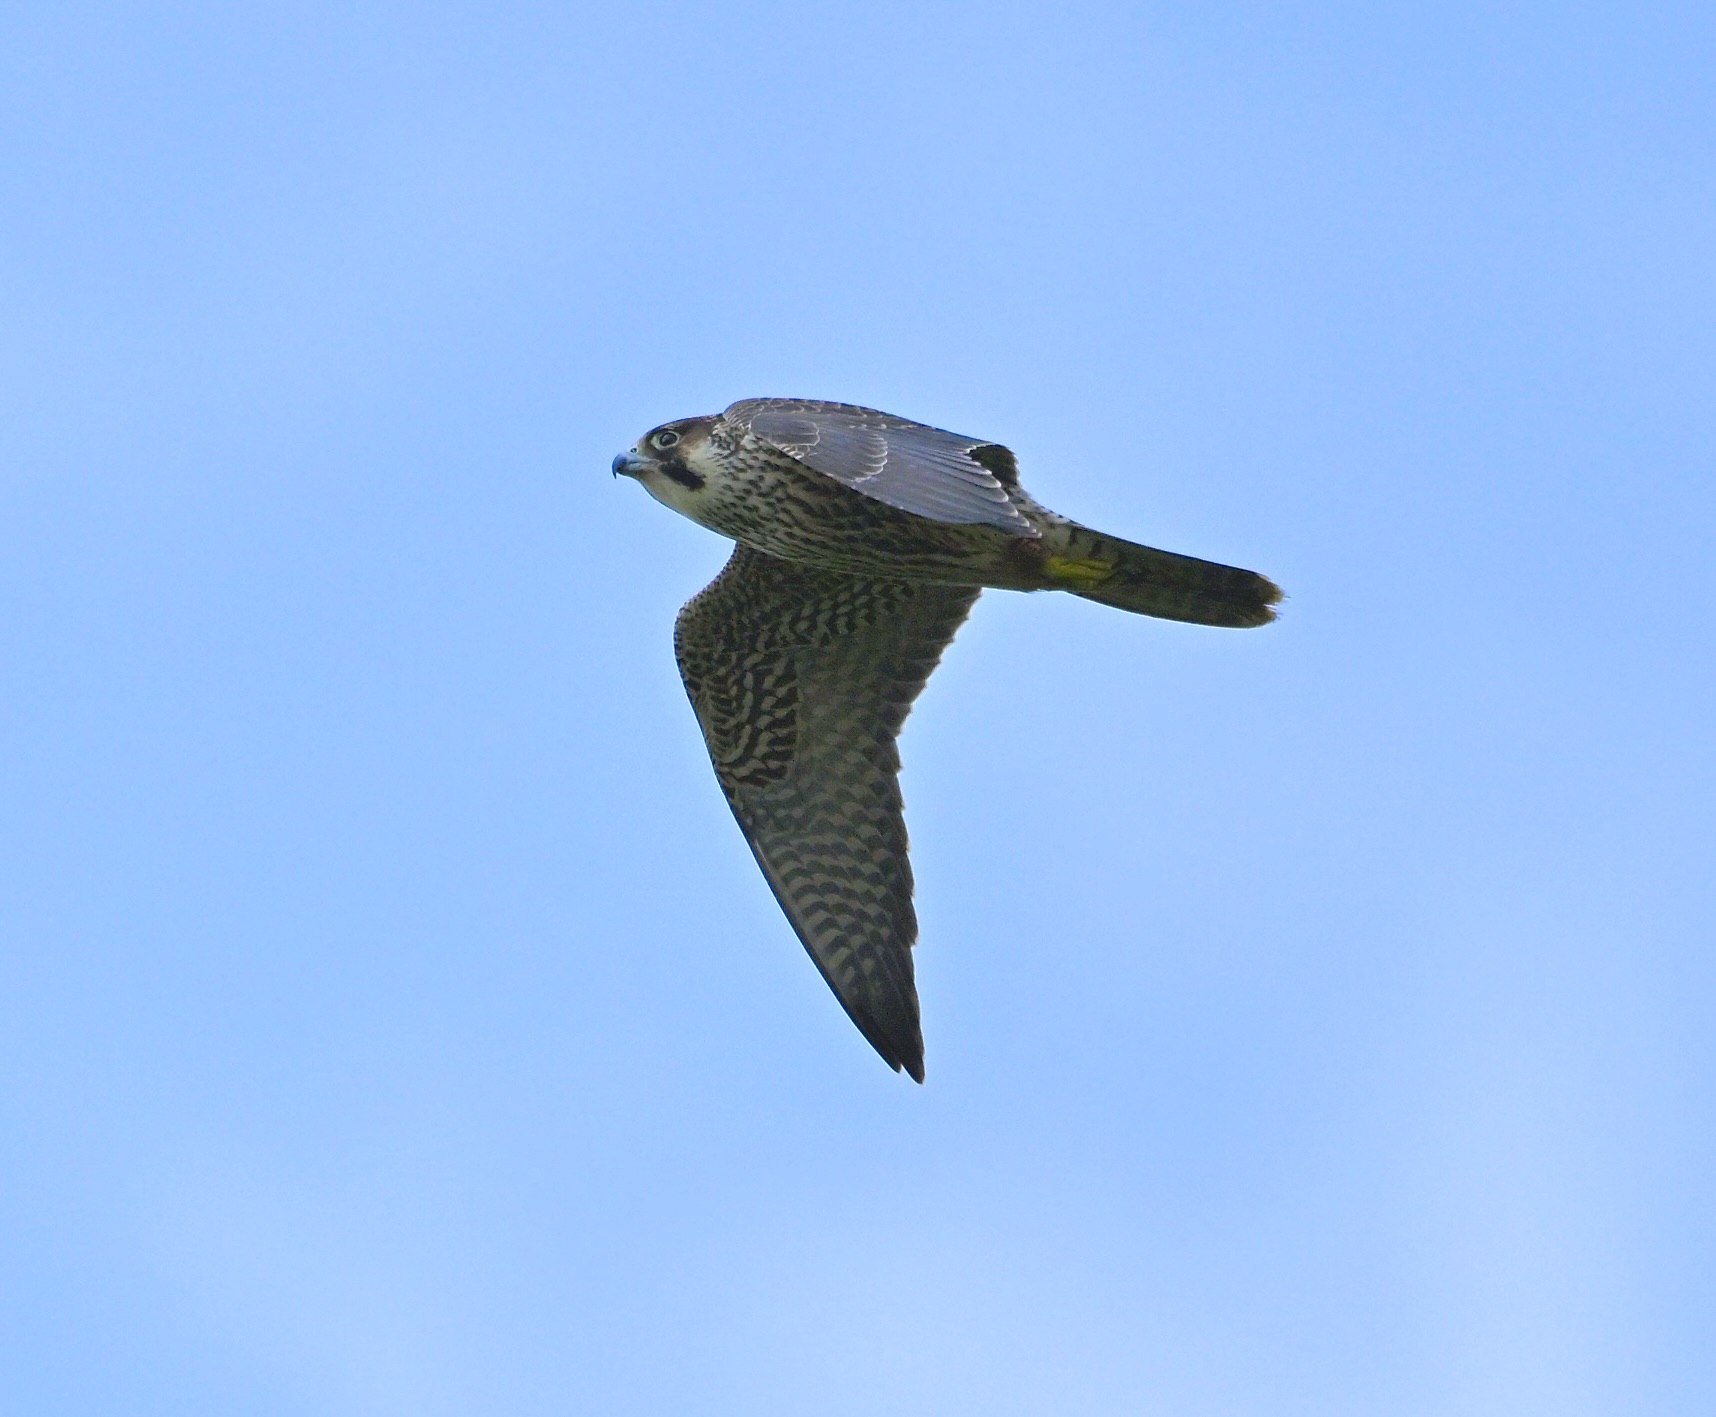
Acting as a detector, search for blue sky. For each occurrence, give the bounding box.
[2,3,1711,1413]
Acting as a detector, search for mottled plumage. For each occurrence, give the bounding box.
[615,398,1281,1081]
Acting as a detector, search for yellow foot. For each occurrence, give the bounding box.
[1043,555,1114,586]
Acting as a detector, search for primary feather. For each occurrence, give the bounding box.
[674,544,979,1082]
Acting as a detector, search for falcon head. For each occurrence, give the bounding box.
[612,416,722,524]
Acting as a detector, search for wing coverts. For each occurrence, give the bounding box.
[675,544,980,1080]
[729,397,1036,535]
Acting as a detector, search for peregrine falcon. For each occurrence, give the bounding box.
[614,398,1280,1082]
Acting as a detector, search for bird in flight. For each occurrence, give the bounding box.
[614,398,1280,1082]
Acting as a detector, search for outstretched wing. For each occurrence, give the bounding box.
[727,397,1036,535]
[674,544,980,1081]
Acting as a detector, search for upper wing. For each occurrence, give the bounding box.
[727,397,1036,535]
[674,543,981,1081]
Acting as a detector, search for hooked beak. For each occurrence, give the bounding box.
[612,450,651,479]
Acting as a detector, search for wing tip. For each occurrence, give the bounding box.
[851,1006,926,1084]
[879,1047,926,1084]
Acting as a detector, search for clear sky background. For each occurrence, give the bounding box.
[2,4,1711,1414]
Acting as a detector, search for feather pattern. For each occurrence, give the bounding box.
[674,543,980,1081]
[728,397,1036,535]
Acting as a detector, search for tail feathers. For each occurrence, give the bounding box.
[1050,527,1282,628]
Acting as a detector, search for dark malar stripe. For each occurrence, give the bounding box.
[660,457,705,490]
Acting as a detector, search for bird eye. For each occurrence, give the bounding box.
[651,430,680,450]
